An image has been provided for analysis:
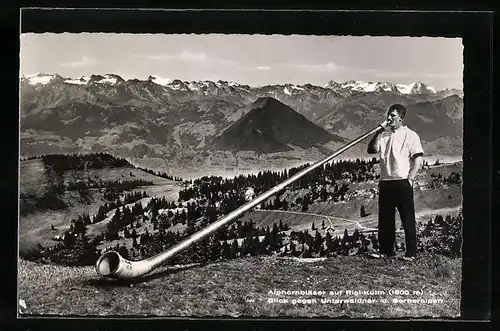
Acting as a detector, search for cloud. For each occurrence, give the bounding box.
[256,66,271,70]
[278,61,345,72]
[132,51,235,66]
[352,67,461,80]
[133,51,205,61]
[382,71,462,79]
[132,54,168,61]
[178,51,208,61]
[60,56,100,68]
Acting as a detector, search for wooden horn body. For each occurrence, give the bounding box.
[95,124,385,279]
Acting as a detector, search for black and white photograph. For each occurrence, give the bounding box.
[18,30,465,319]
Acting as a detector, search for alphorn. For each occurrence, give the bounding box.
[95,121,389,279]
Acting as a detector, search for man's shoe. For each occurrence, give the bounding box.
[400,256,416,262]
[368,252,394,259]
[368,253,383,259]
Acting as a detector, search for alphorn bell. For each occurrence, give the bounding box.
[95,121,390,279]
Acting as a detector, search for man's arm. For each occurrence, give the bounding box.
[407,130,424,184]
[408,155,423,182]
[367,130,383,154]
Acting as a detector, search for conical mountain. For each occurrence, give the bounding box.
[215,97,344,153]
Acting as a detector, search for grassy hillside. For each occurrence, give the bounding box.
[18,253,461,318]
[19,159,52,196]
[238,161,462,237]
[18,156,181,254]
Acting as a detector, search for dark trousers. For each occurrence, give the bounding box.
[378,179,417,257]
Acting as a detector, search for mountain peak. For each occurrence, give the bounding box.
[87,74,124,85]
[21,73,65,86]
[106,74,126,82]
[168,79,190,91]
[214,96,344,153]
[409,81,436,94]
[146,75,173,86]
[395,81,436,95]
[25,72,51,78]
[253,96,280,106]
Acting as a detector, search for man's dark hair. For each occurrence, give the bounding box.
[388,104,407,119]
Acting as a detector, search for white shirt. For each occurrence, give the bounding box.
[377,126,424,181]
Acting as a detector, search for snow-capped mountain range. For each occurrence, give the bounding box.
[323,79,439,95]
[20,72,453,96]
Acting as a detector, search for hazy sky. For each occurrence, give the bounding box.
[20,33,463,90]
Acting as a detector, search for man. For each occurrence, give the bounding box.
[367,104,424,260]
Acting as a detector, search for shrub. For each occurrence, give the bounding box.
[418,213,462,257]
[49,235,100,266]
